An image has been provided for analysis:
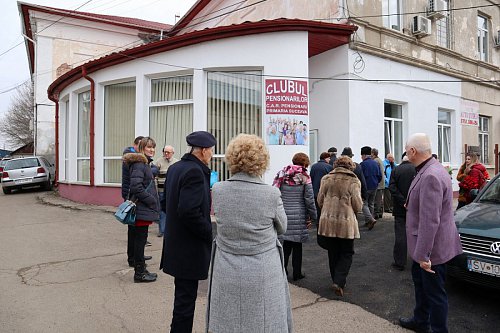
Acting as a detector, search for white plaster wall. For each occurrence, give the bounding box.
[60,31,310,185]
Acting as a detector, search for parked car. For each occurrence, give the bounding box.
[0,158,12,182]
[1,156,55,194]
[448,172,500,289]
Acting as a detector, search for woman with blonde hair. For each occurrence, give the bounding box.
[457,152,489,209]
[317,156,363,296]
[273,152,317,281]
[207,134,292,332]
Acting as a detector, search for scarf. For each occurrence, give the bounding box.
[272,164,311,188]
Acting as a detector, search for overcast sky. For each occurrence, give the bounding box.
[0,0,197,150]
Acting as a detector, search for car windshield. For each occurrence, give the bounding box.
[4,158,40,171]
[478,177,500,203]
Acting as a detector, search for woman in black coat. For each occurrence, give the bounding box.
[123,137,160,283]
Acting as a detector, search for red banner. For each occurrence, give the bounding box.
[265,79,308,115]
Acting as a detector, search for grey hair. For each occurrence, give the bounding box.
[406,133,432,154]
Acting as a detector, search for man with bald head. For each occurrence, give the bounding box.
[398,133,462,333]
[154,145,178,237]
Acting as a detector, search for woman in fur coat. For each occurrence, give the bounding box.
[317,156,363,296]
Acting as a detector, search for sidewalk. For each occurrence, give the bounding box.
[37,192,408,332]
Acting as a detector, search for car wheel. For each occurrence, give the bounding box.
[43,179,52,191]
[2,187,11,194]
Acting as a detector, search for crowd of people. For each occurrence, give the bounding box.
[119,130,488,332]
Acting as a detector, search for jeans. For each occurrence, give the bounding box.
[393,216,407,267]
[411,261,449,333]
[374,189,384,217]
[159,191,166,235]
[362,189,377,223]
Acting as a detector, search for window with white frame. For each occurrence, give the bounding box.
[64,100,69,181]
[77,91,90,182]
[103,81,136,183]
[479,116,490,164]
[149,76,193,161]
[207,71,262,181]
[384,102,403,163]
[382,0,402,30]
[436,0,452,48]
[438,110,452,163]
[477,15,488,61]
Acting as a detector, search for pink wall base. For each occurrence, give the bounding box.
[57,183,122,206]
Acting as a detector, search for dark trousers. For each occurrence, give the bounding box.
[127,225,134,262]
[411,261,449,333]
[384,188,393,212]
[133,225,149,265]
[171,278,199,333]
[314,197,322,225]
[327,238,354,288]
[374,189,384,217]
[283,240,303,278]
[393,215,407,267]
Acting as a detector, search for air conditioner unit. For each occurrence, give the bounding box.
[412,16,432,37]
[427,0,446,20]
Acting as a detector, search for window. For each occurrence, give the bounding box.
[382,0,402,30]
[384,103,403,163]
[477,15,488,61]
[103,81,136,183]
[436,0,452,48]
[438,110,452,163]
[479,116,490,164]
[149,76,193,161]
[77,91,90,182]
[207,71,262,181]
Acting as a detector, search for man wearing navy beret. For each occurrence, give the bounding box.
[160,131,216,332]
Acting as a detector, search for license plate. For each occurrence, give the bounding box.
[15,178,32,184]
[467,258,500,277]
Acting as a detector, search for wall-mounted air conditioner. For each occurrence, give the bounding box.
[427,0,446,20]
[412,16,432,37]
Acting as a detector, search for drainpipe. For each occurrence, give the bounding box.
[82,67,95,186]
[48,93,59,186]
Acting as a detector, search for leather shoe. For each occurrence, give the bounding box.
[398,317,431,333]
[367,219,377,230]
[293,274,305,281]
[391,263,405,271]
[144,255,152,261]
[332,283,344,297]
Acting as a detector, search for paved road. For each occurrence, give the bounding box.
[292,214,500,332]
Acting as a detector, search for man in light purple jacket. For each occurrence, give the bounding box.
[399,133,462,333]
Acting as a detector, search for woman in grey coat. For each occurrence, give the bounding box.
[207,134,292,333]
[273,153,317,281]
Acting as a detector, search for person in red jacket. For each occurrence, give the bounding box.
[457,152,489,209]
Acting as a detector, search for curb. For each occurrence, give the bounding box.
[37,191,116,213]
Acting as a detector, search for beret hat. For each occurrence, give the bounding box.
[186,131,216,148]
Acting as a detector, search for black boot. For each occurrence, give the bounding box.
[134,263,157,283]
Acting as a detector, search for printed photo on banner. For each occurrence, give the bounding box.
[265,78,309,146]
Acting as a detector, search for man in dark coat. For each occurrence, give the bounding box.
[310,152,333,220]
[160,131,216,333]
[388,152,416,271]
[341,147,367,200]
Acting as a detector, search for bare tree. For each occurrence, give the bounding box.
[0,81,34,147]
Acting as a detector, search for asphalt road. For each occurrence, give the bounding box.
[291,215,500,332]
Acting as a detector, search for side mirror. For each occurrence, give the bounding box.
[470,189,479,200]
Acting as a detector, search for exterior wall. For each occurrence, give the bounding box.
[58,31,311,205]
[29,10,150,162]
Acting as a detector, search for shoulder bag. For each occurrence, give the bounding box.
[114,180,153,226]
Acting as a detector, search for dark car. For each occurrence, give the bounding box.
[448,172,500,289]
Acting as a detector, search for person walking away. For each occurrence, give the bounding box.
[160,131,216,333]
[360,146,382,230]
[456,152,489,210]
[317,156,363,297]
[398,133,462,333]
[207,134,292,332]
[122,136,152,266]
[154,145,178,237]
[383,153,397,213]
[310,152,333,223]
[273,152,317,281]
[388,152,416,271]
[372,148,385,219]
[123,137,160,282]
[328,147,337,166]
[341,147,367,203]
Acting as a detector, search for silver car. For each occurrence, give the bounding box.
[1,156,55,194]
